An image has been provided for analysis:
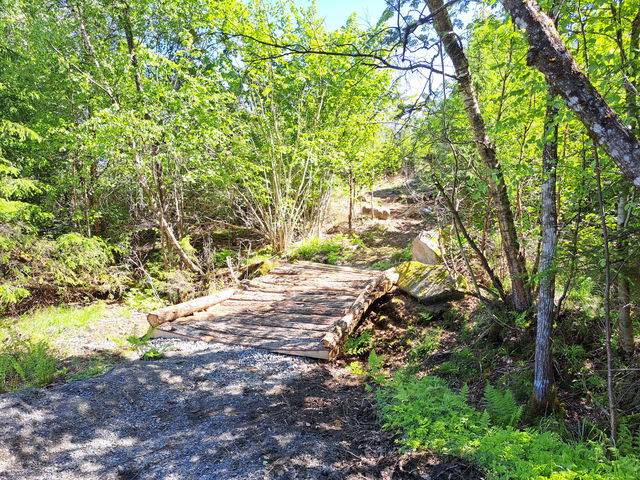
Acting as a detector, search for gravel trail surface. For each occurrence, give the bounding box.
[1,339,376,480]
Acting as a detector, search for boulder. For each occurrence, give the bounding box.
[245,258,280,279]
[412,230,442,265]
[395,261,463,304]
[362,205,391,220]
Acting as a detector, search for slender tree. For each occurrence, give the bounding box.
[425,0,531,311]
[533,89,559,411]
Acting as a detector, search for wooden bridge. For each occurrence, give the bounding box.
[147,261,398,359]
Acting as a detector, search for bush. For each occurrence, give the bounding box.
[52,233,114,285]
[0,331,60,392]
[378,374,640,479]
[288,236,345,264]
[0,225,129,311]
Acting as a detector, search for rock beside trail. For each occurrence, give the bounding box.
[411,230,442,265]
[395,261,463,304]
[362,205,391,220]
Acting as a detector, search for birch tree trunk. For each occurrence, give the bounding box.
[426,0,531,311]
[534,91,559,410]
[499,0,640,187]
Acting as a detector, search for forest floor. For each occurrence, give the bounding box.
[0,178,489,480]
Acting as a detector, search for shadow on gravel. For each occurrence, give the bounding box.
[0,347,484,480]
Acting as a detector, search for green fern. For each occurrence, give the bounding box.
[618,415,640,457]
[483,384,523,427]
[344,329,374,356]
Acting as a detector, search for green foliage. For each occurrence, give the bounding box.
[52,233,114,283]
[0,284,30,306]
[124,287,165,311]
[483,384,523,428]
[288,235,354,264]
[66,358,114,383]
[434,361,461,376]
[408,328,442,364]
[141,347,165,361]
[618,416,640,458]
[367,350,386,385]
[12,303,105,340]
[390,248,413,264]
[343,329,375,356]
[370,246,412,270]
[0,332,59,392]
[378,374,640,480]
[0,303,125,391]
[346,360,366,375]
[212,249,235,267]
[370,260,394,270]
[126,328,165,360]
[0,226,127,311]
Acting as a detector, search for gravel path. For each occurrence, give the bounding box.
[0,340,369,480]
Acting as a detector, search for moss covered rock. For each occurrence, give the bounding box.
[395,261,463,304]
[246,259,280,279]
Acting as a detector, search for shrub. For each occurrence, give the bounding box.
[0,331,60,392]
[378,374,640,480]
[52,233,114,285]
[288,236,344,264]
[0,225,129,311]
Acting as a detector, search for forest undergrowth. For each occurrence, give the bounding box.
[342,291,640,479]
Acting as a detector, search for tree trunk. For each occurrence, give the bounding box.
[120,6,201,275]
[533,90,559,411]
[348,170,354,234]
[426,0,531,311]
[616,187,635,355]
[499,0,640,187]
[594,147,618,445]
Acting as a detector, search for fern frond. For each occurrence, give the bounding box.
[483,384,523,428]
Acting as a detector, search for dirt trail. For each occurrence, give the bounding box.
[0,180,445,480]
[0,340,429,480]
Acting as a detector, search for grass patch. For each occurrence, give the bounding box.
[0,303,116,392]
[66,356,114,383]
[288,235,362,265]
[7,303,106,341]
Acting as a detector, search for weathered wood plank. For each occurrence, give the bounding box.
[147,288,235,326]
[152,328,330,360]
[169,320,327,341]
[322,269,399,359]
[183,311,336,330]
[228,292,356,303]
[220,301,349,317]
[147,262,399,360]
[247,284,363,296]
[155,323,327,351]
